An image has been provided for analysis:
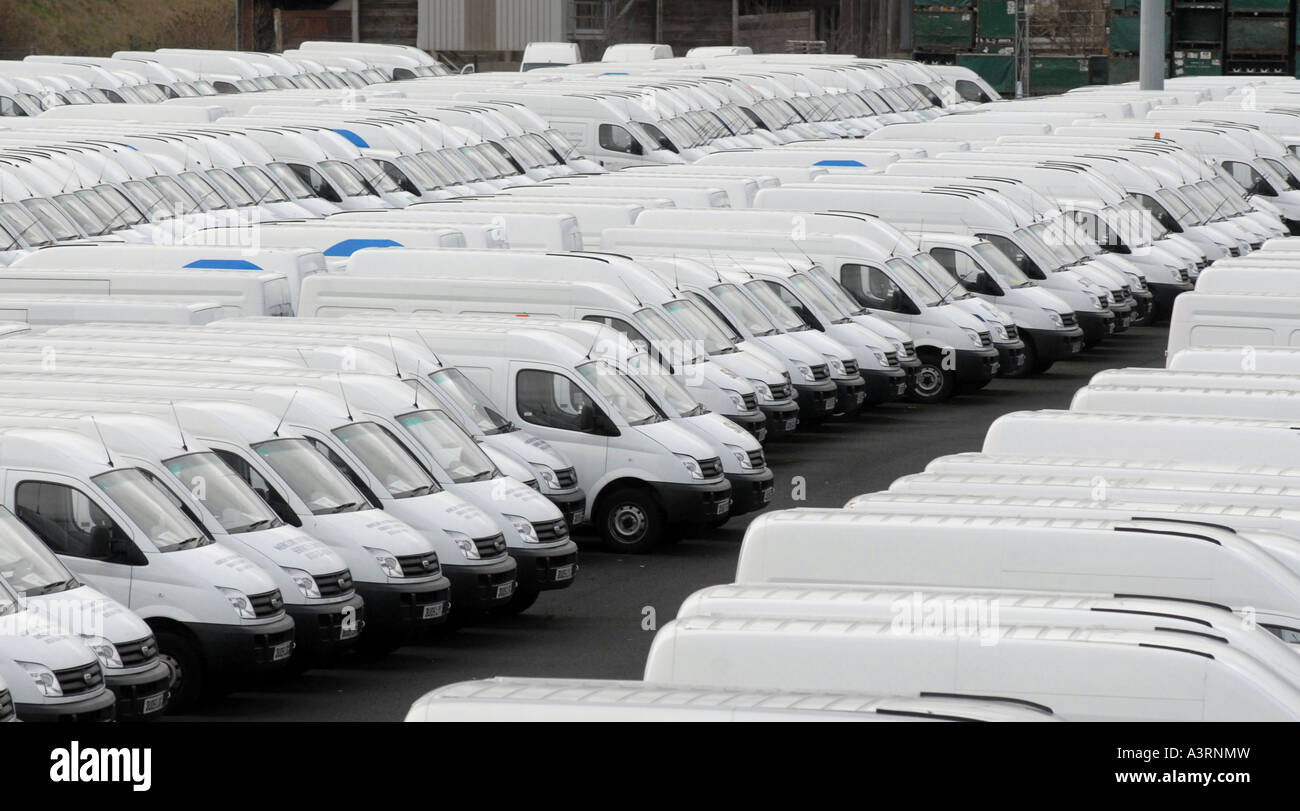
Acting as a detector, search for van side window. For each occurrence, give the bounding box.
[930,248,1000,296]
[136,470,215,541]
[211,450,301,527]
[840,264,906,312]
[288,164,343,204]
[955,80,991,104]
[762,281,820,327]
[598,124,643,156]
[14,481,128,561]
[976,233,1045,280]
[582,315,652,352]
[1224,160,1273,197]
[516,369,607,435]
[0,97,27,117]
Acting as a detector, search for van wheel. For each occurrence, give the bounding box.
[155,630,204,714]
[1004,337,1036,379]
[906,354,956,404]
[596,488,664,554]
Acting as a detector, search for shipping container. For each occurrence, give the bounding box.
[1029,55,1095,95]
[976,0,1015,40]
[1172,2,1226,45]
[1226,15,1290,51]
[914,9,977,50]
[957,51,1016,93]
[1109,13,1172,52]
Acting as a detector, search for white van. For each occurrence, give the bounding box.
[8,244,326,313]
[1071,378,1300,424]
[403,676,1058,722]
[327,209,583,250]
[533,175,759,208]
[0,593,117,721]
[498,184,729,209]
[0,425,296,710]
[1170,345,1300,374]
[0,295,229,325]
[1169,291,1300,357]
[414,198,651,248]
[643,613,1300,720]
[0,267,293,317]
[182,224,467,272]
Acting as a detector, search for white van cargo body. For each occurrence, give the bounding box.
[532,175,760,208]
[1167,292,1300,357]
[7,244,326,313]
[326,210,583,250]
[414,199,652,248]
[0,267,292,317]
[0,295,229,325]
[183,224,467,271]
[1170,345,1300,375]
[262,218,509,250]
[403,677,1058,722]
[1070,379,1300,424]
[303,250,786,440]
[678,582,1300,682]
[498,184,730,209]
[644,612,1300,721]
[694,148,902,172]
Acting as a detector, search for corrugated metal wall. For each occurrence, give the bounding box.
[419,0,565,51]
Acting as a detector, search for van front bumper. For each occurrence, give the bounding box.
[16,689,117,722]
[545,490,587,531]
[795,380,839,420]
[727,410,771,443]
[441,558,517,615]
[760,401,801,440]
[286,592,366,663]
[831,374,867,416]
[1076,310,1116,345]
[510,540,580,593]
[357,575,453,634]
[106,660,173,721]
[1023,326,1086,362]
[994,340,1027,376]
[725,468,775,517]
[955,347,1000,384]
[861,368,909,404]
[1148,281,1194,318]
[191,613,297,685]
[652,478,733,525]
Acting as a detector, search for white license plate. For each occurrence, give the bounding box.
[272,641,293,662]
[756,427,768,442]
[760,487,774,504]
[825,397,837,410]
[568,510,584,526]
[422,602,446,620]
[553,564,574,581]
[496,583,515,600]
[340,624,359,640]
[854,391,865,404]
[783,418,797,431]
[715,499,731,516]
[141,693,167,714]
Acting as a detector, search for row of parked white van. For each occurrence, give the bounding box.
[408,248,1300,722]
[0,42,1294,721]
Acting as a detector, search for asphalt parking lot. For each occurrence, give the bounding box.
[190,325,1169,721]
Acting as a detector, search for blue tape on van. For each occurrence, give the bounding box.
[332,129,370,148]
[600,72,630,76]
[324,238,404,257]
[184,259,264,271]
[814,159,866,167]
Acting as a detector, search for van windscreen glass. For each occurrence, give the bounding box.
[164,452,282,534]
[22,198,81,240]
[398,410,497,483]
[52,193,110,236]
[333,422,439,498]
[576,361,662,426]
[148,176,202,214]
[93,469,210,553]
[0,508,74,595]
[663,299,736,354]
[633,306,708,364]
[743,279,810,330]
[710,283,779,336]
[234,166,290,203]
[268,163,317,200]
[1,201,54,247]
[254,438,369,515]
[428,367,514,434]
[94,185,148,227]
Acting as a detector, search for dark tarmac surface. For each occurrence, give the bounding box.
[189,325,1168,721]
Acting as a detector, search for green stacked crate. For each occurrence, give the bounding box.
[1223,0,1291,76]
[914,8,978,52]
[976,0,1015,41]
[1028,56,1093,95]
[1109,14,1173,52]
[1173,47,1223,74]
[1226,16,1288,52]
[1172,1,1226,46]
[956,52,1016,94]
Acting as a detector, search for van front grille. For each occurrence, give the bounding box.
[811,364,831,382]
[554,467,577,489]
[746,448,766,469]
[116,635,159,668]
[901,341,916,358]
[698,457,724,479]
[841,359,859,376]
[397,553,441,577]
[883,351,900,368]
[474,533,508,558]
[54,662,104,697]
[1003,325,1018,342]
[769,382,792,401]
[249,589,286,618]
[1060,313,1078,328]
[532,518,570,542]
[0,689,13,721]
[313,569,355,597]
[741,392,758,411]
[978,332,993,348]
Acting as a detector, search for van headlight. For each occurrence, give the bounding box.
[446,531,480,560]
[282,567,321,599]
[674,454,705,480]
[17,661,62,697]
[823,355,847,375]
[872,351,890,368]
[534,465,560,489]
[505,514,539,543]
[746,379,773,401]
[961,328,982,347]
[722,388,747,411]
[217,587,257,620]
[1093,295,1107,310]
[364,547,403,578]
[724,444,754,470]
[795,364,816,383]
[79,636,122,669]
[1043,309,1065,328]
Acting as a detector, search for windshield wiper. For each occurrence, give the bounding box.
[323,502,363,515]
[685,403,709,418]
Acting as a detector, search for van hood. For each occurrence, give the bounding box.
[638,417,719,461]
[707,349,784,385]
[190,542,281,595]
[326,509,439,557]
[230,526,349,575]
[0,628,98,672]
[462,477,563,522]
[689,412,763,453]
[755,332,823,365]
[22,584,152,651]
[415,491,501,539]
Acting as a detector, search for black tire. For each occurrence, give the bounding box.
[1003,337,1037,379]
[1033,357,1056,374]
[705,516,731,530]
[596,487,665,554]
[906,353,957,404]
[154,629,204,714]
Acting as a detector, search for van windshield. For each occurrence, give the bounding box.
[22,198,81,240]
[164,452,282,534]
[147,176,202,215]
[254,438,369,514]
[808,266,871,314]
[94,185,148,227]
[633,306,708,365]
[93,468,209,553]
[1155,189,1197,227]
[710,283,780,336]
[428,367,514,435]
[0,508,75,596]
[543,129,583,161]
[333,422,439,498]
[320,161,378,198]
[663,299,736,354]
[204,169,256,207]
[0,202,54,247]
[975,241,1034,287]
[398,410,497,483]
[268,162,318,200]
[881,259,945,307]
[234,166,290,203]
[625,351,701,416]
[743,279,811,331]
[576,361,662,426]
